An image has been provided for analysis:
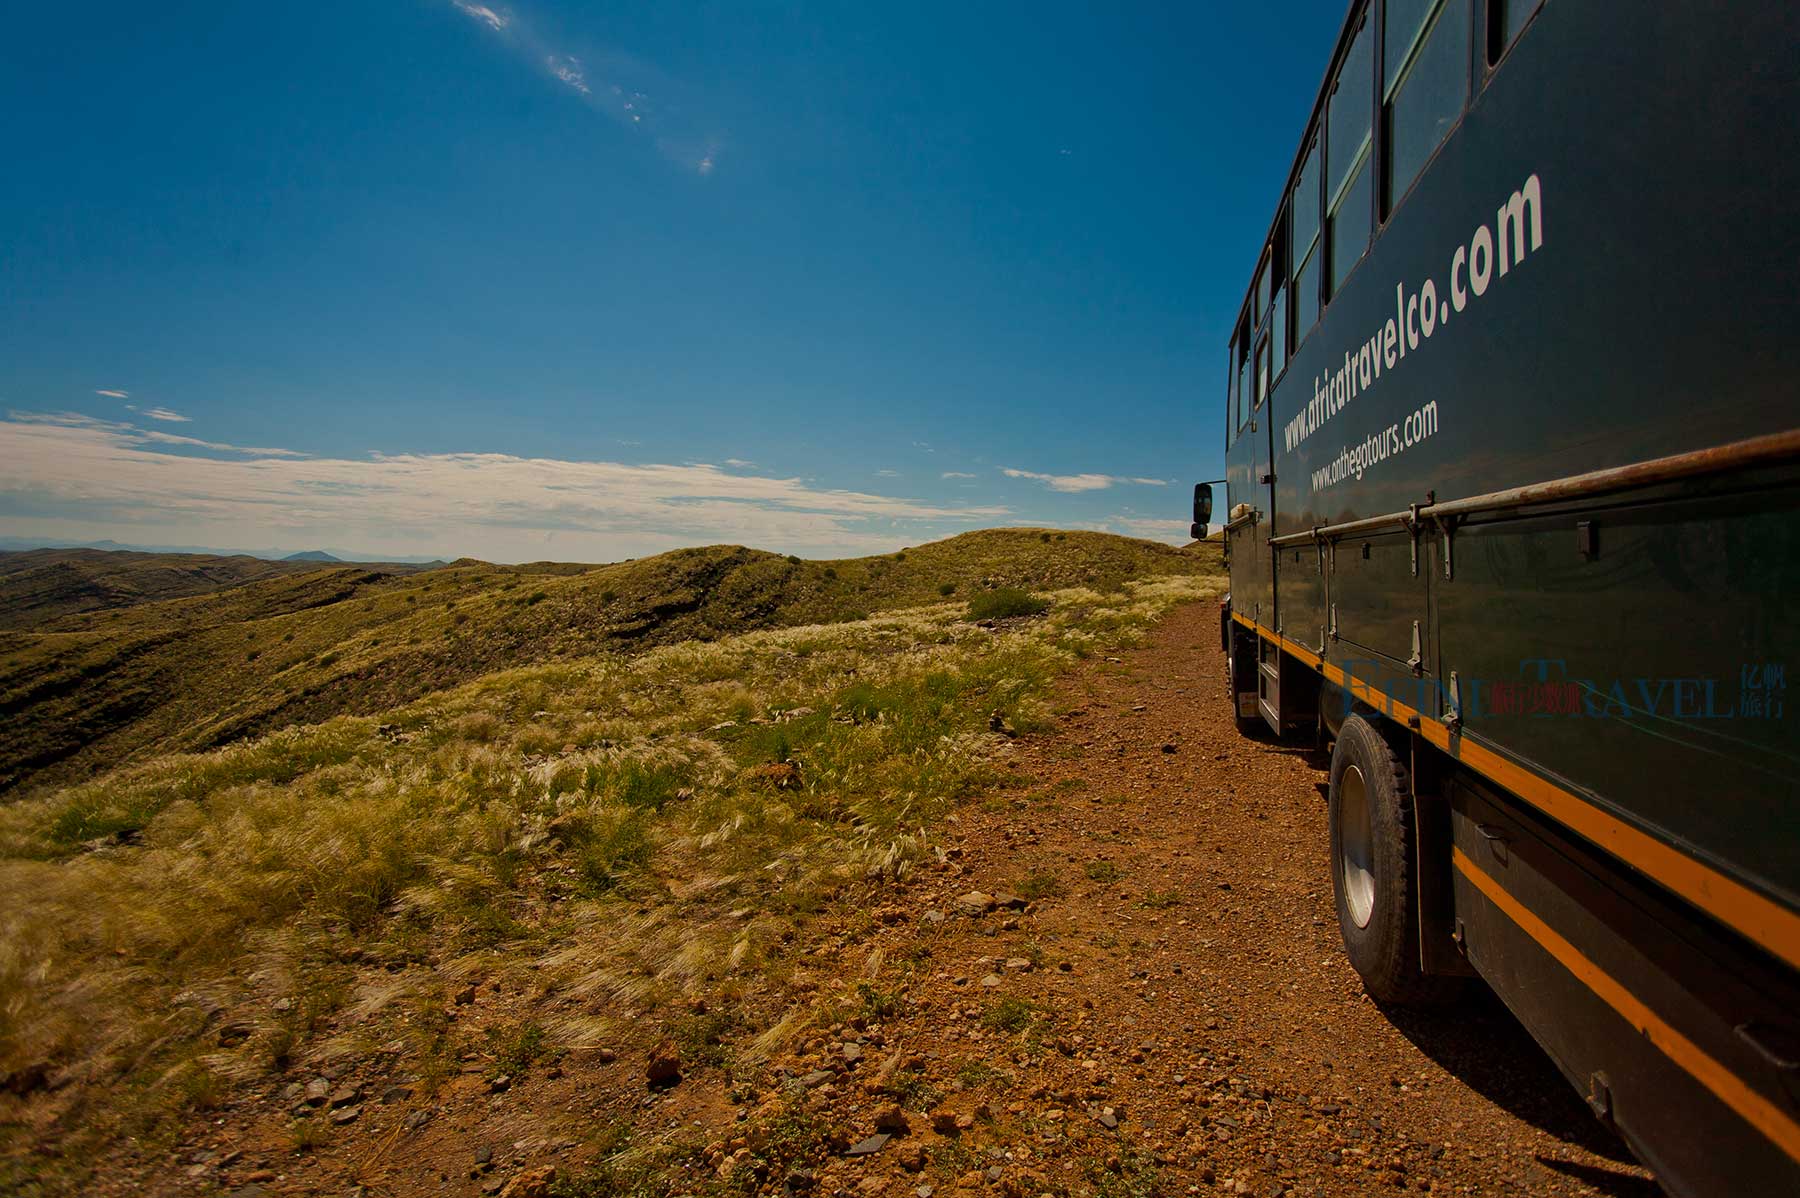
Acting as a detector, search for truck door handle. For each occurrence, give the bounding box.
[1259,472,1275,485]
[1474,823,1510,865]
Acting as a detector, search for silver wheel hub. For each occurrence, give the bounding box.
[1339,763,1376,929]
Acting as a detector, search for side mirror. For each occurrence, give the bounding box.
[1191,483,1214,539]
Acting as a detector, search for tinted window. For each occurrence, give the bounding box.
[1491,0,1542,60]
[1326,11,1373,298]
[1294,245,1320,341]
[1329,154,1371,295]
[1271,282,1288,371]
[1384,0,1436,92]
[1255,336,1270,406]
[1254,257,1269,321]
[1386,0,1469,209]
[1291,138,1321,270]
[1236,335,1250,430]
[1224,343,1238,440]
[1326,13,1372,203]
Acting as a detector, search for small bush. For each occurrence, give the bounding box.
[525,590,548,606]
[1139,888,1182,909]
[937,583,956,596]
[1013,870,1065,901]
[1084,860,1123,884]
[670,1009,740,1069]
[822,567,837,580]
[600,589,618,604]
[981,997,1037,1033]
[485,1021,558,1076]
[855,981,902,1021]
[786,555,801,565]
[968,588,1050,621]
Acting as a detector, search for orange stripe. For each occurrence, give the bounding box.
[1454,847,1800,1163]
[1229,614,1800,974]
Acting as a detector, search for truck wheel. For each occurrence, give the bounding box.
[1328,715,1462,1005]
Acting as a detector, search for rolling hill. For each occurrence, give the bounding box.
[0,531,1220,796]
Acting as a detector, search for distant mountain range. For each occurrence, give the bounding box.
[0,536,445,565]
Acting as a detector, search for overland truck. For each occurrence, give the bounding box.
[1202,1,1799,1194]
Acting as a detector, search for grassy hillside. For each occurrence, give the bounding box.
[0,545,1225,1194]
[0,531,1219,796]
[0,549,341,631]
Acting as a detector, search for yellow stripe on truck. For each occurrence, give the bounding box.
[1454,846,1800,1164]
[1228,612,1800,975]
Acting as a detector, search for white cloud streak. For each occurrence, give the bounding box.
[452,1,508,32]
[0,413,1009,561]
[941,471,976,479]
[95,389,129,399]
[142,406,190,423]
[447,1,721,176]
[546,55,590,95]
[1001,468,1168,493]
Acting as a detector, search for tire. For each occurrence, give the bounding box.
[1328,715,1462,1005]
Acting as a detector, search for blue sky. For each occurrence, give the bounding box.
[1,1,1344,561]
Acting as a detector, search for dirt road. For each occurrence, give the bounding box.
[782,599,1660,1198]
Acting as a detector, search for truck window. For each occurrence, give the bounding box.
[1384,0,1470,212]
[1237,329,1251,429]
[1326,8,1373,297]
[1292,136,1322,342]
[1272,280,1288,371]
[1488,0,1543,64]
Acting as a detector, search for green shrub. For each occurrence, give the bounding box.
[981,997,1037,1033]
[968,588,1050,621]
[1084,860,1123,884]
[937,583,956,597]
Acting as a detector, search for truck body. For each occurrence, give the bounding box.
[1215,2,1800,1192]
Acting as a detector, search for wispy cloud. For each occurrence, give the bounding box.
[447,1,721,176]
[1001,468,1168,493]
[452,1,508,32]
[10,412,305,458]
[875,469,900,478]
[723,458,754,468]
[95,389,129,399]
[941,471,976,479]
[141,406,190,423]
[546,55,590,95]
[0,413,1010,561]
